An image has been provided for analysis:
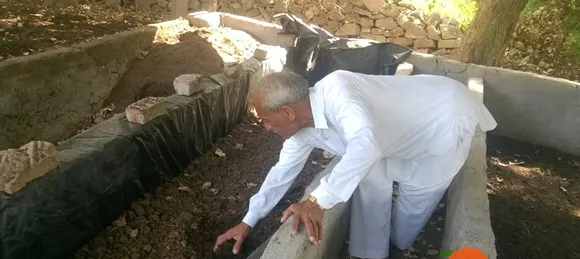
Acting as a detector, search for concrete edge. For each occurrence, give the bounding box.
[248,157,351,259]
[186,11,296,47]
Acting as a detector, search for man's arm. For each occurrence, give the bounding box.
[310,88,383,209]
[242,135,314,227]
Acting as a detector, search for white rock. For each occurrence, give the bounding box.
[380,4,400,17]
[387,37,413,46]
[424,12,442,26]
[395,13,409,27]
[395,62,413,75]
[0,141,60,194]
[125,97,168,124]
[385,27,404,37]
[414,39,435,48]
[174,73,202,96]
[426,25,441,41]
[360,17,374,27]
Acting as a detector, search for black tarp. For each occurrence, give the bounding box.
[0,64,256,259]
[275,13,414,86]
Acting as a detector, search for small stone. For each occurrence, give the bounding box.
[385,27,404,37]
[215,148,226,157]
[395,62,413,75]
[180,240,187,247]
[353,6,371,16]
[425,12,442,26]
[345,13,360,23]
[439,203,445,208]
[323,20,341,33]
[371,27,385,34]
[369,14,385,19]
[178,186,191,192]
[438,39,462,49]
[440,25,461,39]
[126,97,167,124]
[387,37,414,46]
[234,143,243,150]
[362,0,384,13]
[143,244,153,253]
[404,23,427,39]
[414,39,435,48]
[335,23,361,36]
[409,247,416,253]
[380,4,400,17]
[395,13,409,27]
[436,228,442,231]
[247,182,258,188]
[362,33,386,42]
[375,18,397,30]
[441,17,459,26]
[180,212,194,222]
[426,25,441,41]
[427,250,438,256]
[327,8,345,21]
[164,196,175,202]
[202,182,212,189]
[210,188,219,194]
[360,17,374,27]
[322,151,335,159]
[129,228,139,238]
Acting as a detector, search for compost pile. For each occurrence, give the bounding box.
[75,115,331,259]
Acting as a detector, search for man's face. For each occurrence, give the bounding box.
[250,94,302,139]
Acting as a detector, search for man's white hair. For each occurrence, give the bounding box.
[250,70,310,111]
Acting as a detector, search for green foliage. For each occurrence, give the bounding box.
[439,248,454,258]
[391,0,478,29]
[523,0,543,12]
[565,0,580,56]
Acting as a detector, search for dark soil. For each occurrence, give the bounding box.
[0,0,164,60]
[486,134,580,259]
[75,115,330,259]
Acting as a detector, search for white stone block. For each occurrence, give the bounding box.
[0,141,60,194]
[125,97,168,124]
[174,73,203,96]
[468,77,484,99]
[187,11,221,28]
[395,62,414,75]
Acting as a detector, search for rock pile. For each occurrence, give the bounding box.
[128,0,464,52]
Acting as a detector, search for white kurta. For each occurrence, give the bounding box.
[242,70,497,258]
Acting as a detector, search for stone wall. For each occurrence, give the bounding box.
[138,0,464,52]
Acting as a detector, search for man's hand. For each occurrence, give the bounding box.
[280,199,325,245]
[213,222,250,254]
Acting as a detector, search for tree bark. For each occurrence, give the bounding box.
[457,0,529,66]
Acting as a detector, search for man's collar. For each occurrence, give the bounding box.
[309,89,328,129]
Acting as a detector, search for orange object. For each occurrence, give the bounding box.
[450,247,487,259]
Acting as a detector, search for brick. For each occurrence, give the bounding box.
[438,39,462,49]
[174,73,203,96]
[1,141,60,194]
[125,97,168,124]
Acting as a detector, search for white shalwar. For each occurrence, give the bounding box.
[242,70,497,259]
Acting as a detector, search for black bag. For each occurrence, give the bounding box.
[275,13,414,86]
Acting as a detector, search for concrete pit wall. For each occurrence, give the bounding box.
[406,53,580,157]
[0,19,190,150]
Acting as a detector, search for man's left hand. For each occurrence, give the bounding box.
[280,200,325,245]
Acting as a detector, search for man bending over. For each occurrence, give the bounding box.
[213,69,497,259]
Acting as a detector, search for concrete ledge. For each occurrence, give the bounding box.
[0,19,190,150]
[187,11,296,47]
[406,52,580,156]
[441,127,497,259]
[248,157,351,259]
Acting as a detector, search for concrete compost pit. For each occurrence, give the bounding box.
[79,25,259,134]
[74,115,331,259]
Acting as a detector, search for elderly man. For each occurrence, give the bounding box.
[213,69,497,258]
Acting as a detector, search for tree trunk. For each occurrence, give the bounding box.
[457,0,529,66]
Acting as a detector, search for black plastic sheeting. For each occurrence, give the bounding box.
[0,65,256,259]
[275,13,414,86]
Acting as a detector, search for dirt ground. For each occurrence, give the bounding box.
[75,115,330,259]
[486,134,580,259]
[0,0,165,60]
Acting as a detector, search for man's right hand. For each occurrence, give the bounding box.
[213,222,251,254]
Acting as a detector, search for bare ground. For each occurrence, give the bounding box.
[486,134,580,259]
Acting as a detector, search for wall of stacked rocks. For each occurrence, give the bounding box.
[133,0,464,52]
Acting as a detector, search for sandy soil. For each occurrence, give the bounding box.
[486,134,580,259]
[75,115,331,259]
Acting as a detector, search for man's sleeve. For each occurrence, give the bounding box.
[310,87,383,209]
[242,135,314,227]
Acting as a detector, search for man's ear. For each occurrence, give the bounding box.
[280,105,296,121]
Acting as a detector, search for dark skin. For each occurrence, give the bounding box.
[213,93,326,254]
